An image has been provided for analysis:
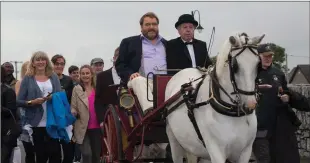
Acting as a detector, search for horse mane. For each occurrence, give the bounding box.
[215,39,231,77]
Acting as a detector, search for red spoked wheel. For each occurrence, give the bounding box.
[102,105,124,163]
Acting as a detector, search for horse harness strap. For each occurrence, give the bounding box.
[166,69,255,147]
[228,45,259,97]
[209,69,238,105]
[167,74,209,148]
[208,80,254,117]
[167,74,209,115]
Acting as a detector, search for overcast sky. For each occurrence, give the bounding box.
[1,1,309,76]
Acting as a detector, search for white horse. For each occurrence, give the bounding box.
[165,32,265,163]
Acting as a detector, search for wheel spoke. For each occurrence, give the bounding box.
[102,105,124,163]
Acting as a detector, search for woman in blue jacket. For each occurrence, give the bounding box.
[18,51,62,163]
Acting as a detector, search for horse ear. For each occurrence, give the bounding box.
[240,32,248,37]
[252,34,265,45]
[229,36,237,46]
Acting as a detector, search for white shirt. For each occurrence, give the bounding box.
[36,79,53,127]
[112,67,121,84]
[182,38,196,67]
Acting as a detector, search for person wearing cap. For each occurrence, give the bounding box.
[253,44,301,163]
[166,14,212,75]
[90,58,104,74]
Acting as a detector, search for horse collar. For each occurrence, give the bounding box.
[208,70,254,117]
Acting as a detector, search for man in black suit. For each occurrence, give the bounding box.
[95,47,121,126]
[115,12,167,114]
[166,14,212,75]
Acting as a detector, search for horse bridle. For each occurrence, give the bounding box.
[225,39,260,105]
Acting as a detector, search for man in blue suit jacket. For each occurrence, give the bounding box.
[115,12,167,114]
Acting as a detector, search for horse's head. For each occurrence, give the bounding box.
[215,32,265,109]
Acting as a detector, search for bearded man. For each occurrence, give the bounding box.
[115,12,168,114]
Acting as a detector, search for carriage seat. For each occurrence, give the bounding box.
[127,74,173,120]
[153,74,173,109]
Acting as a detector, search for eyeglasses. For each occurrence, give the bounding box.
[54,62,65,66]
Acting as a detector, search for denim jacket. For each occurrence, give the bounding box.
[17,73,61,127]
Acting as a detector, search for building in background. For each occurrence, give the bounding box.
[288,64,310,85]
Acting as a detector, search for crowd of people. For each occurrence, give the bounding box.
[1,52,106,163]
[1,11,310,163]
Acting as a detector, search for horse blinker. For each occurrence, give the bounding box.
[232,57,239,73]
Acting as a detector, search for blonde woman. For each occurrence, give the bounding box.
[71,65,101,163]
[17,51,62,163]
[15,61,29,95]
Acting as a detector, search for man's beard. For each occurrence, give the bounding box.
[143,30,158,40]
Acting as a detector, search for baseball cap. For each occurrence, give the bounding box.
[257,44,274,55]
[90,58,104,65]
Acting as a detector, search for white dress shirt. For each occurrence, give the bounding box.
[181,38,196,67]
[112,67,121,85]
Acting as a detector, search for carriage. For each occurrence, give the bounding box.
[101,73,185,162]
[101,33,265,163]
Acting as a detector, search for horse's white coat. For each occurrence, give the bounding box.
[165,33,264,163]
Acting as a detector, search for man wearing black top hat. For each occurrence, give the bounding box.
[166,14,212,75]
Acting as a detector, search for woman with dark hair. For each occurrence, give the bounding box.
[1,66,19,163]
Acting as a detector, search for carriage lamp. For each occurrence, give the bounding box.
[119,87,135,127]
[119,87,135,109]
[191,10,204,33]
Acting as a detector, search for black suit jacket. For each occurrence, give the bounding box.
[115,35,167,83]
[166,37,212,75]
[94,68,119,124]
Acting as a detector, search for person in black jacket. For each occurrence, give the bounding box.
[51,54,74,102]
[95,47,120,127]
[51,54,75,163]
[272,87,310,163]
[115,12,168,114]
[1,62,18,90]
[166,14,212,75]
[253,44,304,163]
[288,88,310,112]
[1,66,20,163]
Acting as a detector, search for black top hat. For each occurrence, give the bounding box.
[175,14,198,29]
